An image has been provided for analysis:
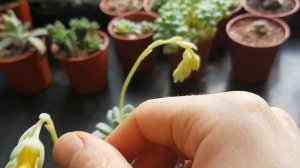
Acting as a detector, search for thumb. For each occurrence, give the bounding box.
[53,132,132,168]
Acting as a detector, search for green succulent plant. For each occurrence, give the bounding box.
[114,19,156,36]
[0,10,47,57]
[47,17,103,58]
[93,104,135,139]
[154,0,236,54]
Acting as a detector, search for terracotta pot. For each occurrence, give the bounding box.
[52,31,109,94]
[167,38,213,80]
[108,12,157,72]
[0,50,52,94]
[212,1,243,50]
[0,0,32,25]
[100,0,144,19]
[227,14,290,82]
[243,0,300,22]
[143,0,159,17]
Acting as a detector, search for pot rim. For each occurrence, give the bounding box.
[243,0,300,19]
[108,11,157,41]
[100,0,144,18]
[0,36,45,63]
[0,50,36,63]
[226,14,290,48]
[53,30,109,62]
[230,0,244,15]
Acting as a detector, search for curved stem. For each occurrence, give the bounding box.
[118,37,196,117]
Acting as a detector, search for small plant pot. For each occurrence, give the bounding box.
[143,0,159,17]
[52,31,109,94]
[100,0,144,19]
[243,0,300,22]
[167,38,213,80]
[0,0,32,25]
[212,1,243,50]
[0,50,52,94]
[227,14,290,82]
[108,12,157,72]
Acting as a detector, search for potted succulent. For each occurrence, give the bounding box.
[108,12,157,72]
[48,18,109,94]
[212,0,243,51]
[100,0,144,19]
[0,11,51,94]
[226,14,290,82]
[243,0,300,22]
[29,0,105,27]
[0,0,32,25]
[154,0,236,80]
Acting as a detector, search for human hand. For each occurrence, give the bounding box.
[53,92,300,168]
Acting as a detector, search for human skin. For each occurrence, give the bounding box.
[53,91,300,168]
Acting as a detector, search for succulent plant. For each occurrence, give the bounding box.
[47,17,103,58]
[154,0,236,54]
[252,19,269,36]
[114,19,156,36]
[0,10,47,57]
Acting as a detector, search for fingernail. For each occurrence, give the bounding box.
[53,132,84,168]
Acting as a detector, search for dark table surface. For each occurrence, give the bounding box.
[1,21,300,167]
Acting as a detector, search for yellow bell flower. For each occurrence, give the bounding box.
[173,48,201,83]
[5,113,57,168]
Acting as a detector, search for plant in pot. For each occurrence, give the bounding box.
[243,0,300,22]
[211,0,243,52]
[29,0,106,27]
[154,0,236,80]
[0,0,32,25]
[226,14,290,82]
[0,10,51,94]
[100,0,144,19]
[47,18,109,94]
[108,11,157,72]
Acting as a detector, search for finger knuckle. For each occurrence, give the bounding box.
[230,91,270,112]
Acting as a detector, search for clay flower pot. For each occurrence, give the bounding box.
[243,0,300,22]
[212,1,243,50]
[0,0,32,25]
[168,38,213,80]
[227,14,290,82]
[0,50,52,94]
[52,31,109,94]
[100,0,144,19]
[108,12,157,72]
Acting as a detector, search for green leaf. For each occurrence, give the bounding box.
[0,38,13,50]
[28,37,46,55]
[95,123,113,135]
